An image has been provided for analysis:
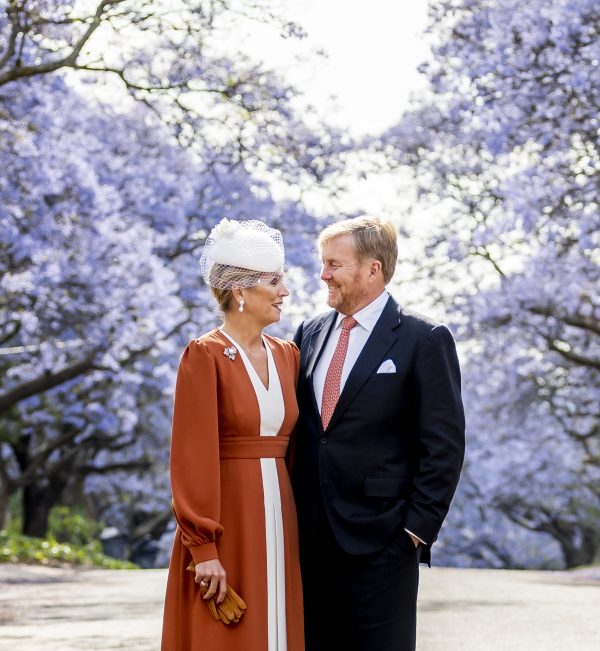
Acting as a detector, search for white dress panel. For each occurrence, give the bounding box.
[220,331,287,651]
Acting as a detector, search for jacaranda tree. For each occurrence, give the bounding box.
[385,0,600,567]
[0,0,351,542]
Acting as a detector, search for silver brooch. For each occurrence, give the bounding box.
[223,345,237,361]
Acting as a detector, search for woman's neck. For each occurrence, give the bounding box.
[221,314,264,353]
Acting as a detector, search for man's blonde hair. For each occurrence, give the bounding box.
[317,216,398,283]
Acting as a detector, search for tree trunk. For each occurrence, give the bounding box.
[22,478,66,538]
[0,484,9,530]
[558,530,598,568]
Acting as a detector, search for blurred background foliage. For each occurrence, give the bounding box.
[1,502,135,567]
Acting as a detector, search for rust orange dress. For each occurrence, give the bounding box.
[161,329,304,651]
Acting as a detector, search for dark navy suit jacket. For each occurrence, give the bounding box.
[291,296,465,565]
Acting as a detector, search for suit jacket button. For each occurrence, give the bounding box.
[320,437,328,445]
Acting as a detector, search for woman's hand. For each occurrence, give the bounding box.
[194,559,227,604]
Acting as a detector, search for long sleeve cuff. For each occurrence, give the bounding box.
[189,541,219,564]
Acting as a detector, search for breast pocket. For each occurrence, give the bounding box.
[362,373,410,408]
[368,373,400,382]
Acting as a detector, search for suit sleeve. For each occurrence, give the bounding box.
[170,340,224,563]
[286,330,303,474]
[293,321,303,350]
[404,325,465,546]
[290,340,300,386]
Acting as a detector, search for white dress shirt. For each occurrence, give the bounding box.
[312,290,425,547]
[313,290,390,411]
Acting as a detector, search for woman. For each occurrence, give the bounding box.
[161,219,304,650]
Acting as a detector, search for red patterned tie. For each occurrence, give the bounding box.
[321,316,358,429]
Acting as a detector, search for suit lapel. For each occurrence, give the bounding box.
[300,311,337,433]
[305,311,337,379]
[326,297,402,430]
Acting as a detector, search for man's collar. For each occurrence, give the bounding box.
[335,290,389,333]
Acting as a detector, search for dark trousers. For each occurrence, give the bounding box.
[301,500,420,651]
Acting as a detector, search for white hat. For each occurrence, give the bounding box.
[200,219,284,289]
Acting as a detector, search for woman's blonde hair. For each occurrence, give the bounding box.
[209,264,261,312]
[317,216,398,283]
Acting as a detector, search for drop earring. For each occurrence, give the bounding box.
[238,299,245,313]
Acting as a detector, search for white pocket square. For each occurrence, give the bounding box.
[376,359,396,374]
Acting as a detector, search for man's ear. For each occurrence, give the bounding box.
[369,260,382,277]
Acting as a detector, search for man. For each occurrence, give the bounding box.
[291,217,465,651]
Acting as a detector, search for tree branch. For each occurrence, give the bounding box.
[9,425,82,488]
[0,2,20,70]
[0,348,102,415]
[0,0,125,86]
[71,63,195,93]
[548,340,600,370]
[76,458,152,475]
[131,508,173,542]
[0,320,21,346]
[529,306,600,337]
[471,244,506,277]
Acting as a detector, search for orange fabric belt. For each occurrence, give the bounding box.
[219,436,289,459]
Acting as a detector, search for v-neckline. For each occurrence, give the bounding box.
[220,329,271,391]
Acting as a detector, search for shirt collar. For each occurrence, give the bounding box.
[334,290,389,333]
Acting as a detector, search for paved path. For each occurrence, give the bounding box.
[1,563,599,650]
